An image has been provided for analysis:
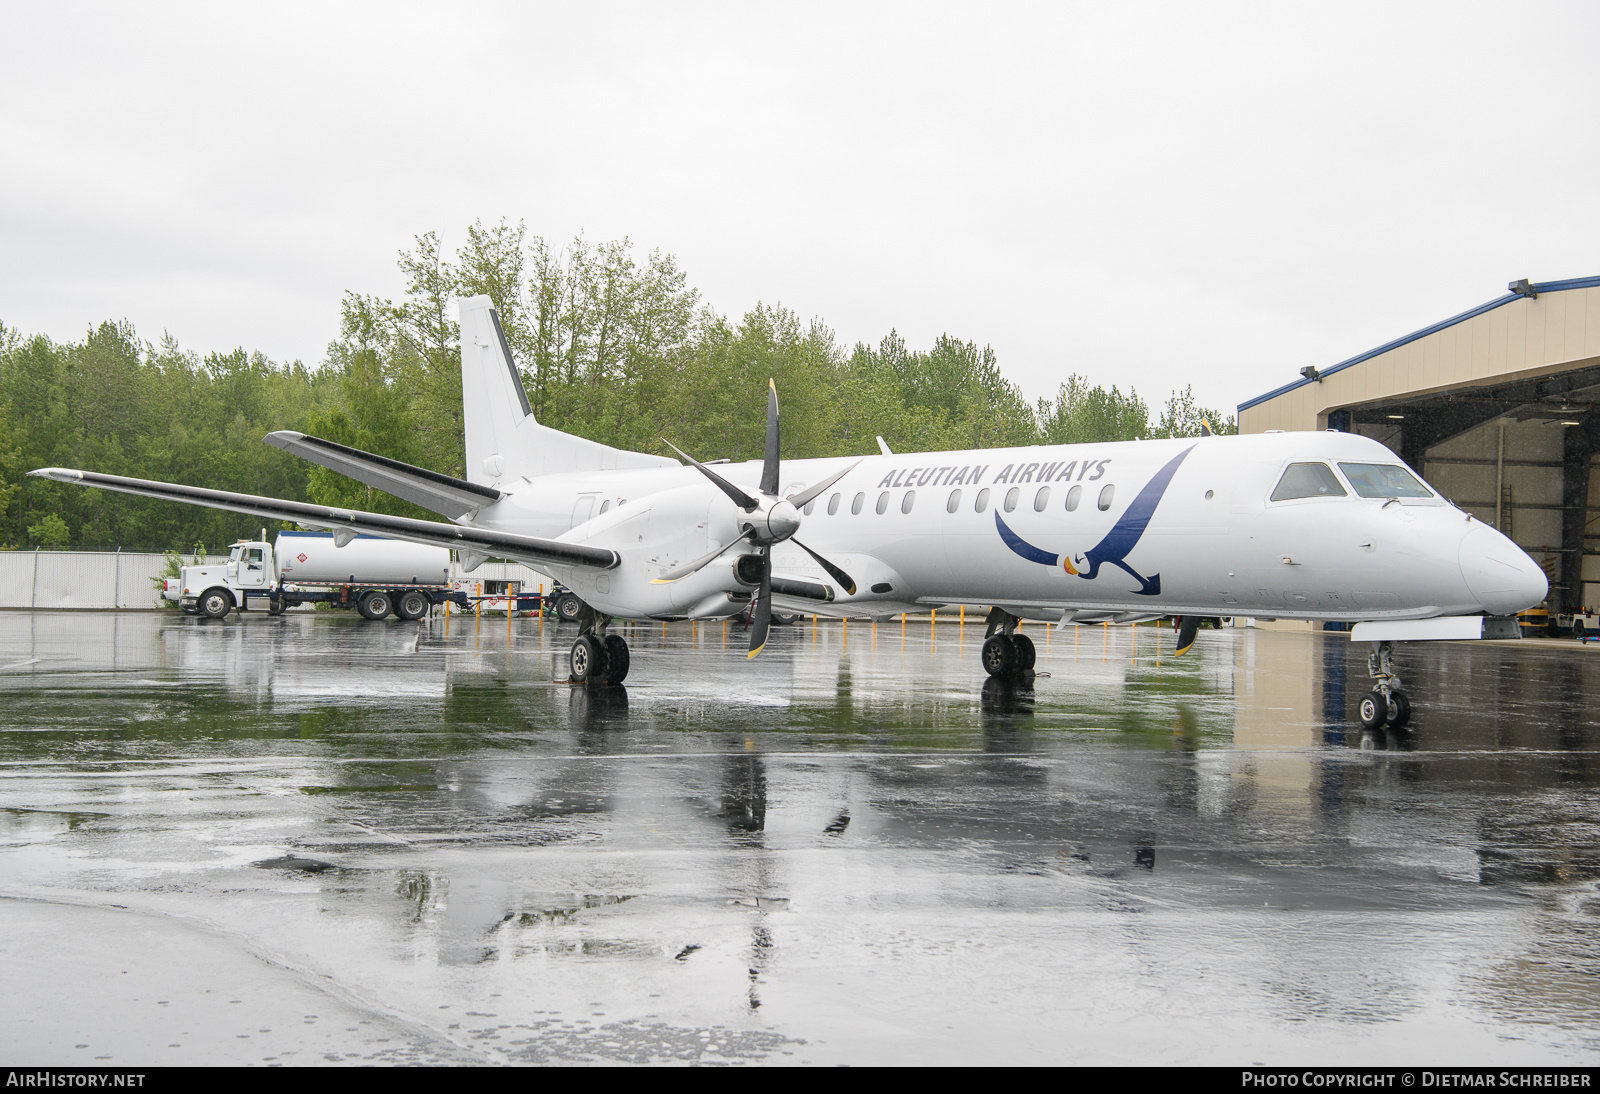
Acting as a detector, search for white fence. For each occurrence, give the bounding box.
[0,549,557,611]
[0,550,223,610]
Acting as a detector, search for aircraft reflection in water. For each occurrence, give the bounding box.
[5,611,1600,1055]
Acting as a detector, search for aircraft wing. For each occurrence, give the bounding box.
[28,468,617,571]
[264,431,500,520]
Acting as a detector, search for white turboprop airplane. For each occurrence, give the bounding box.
[32,295,1548,730]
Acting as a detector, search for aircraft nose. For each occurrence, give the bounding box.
[1458,524,1547,616]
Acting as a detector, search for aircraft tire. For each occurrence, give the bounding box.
[1012,633,1037,672]
[1385,690,1411,730]
[981,634,1018,677]
[603,635,630,684]
[197,588,232,620]
[570,634,610,683]
[1358,690,1388,731]
[357,590,392,620]
[396,590,429,620]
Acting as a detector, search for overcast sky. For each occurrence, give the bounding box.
[3,1,1596,418]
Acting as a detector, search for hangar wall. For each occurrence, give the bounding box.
[1239,280,1600,435]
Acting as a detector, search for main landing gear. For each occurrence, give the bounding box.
[980,607,1036,679]
[1358,640,1411,731]
[567,601,630,686]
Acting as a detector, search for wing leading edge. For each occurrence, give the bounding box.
[28,468,617,571]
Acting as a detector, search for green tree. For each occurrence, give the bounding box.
[1037,375,1151,444]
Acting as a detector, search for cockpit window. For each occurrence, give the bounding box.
[1270,462,1347,501]
[1338,462,1433,499]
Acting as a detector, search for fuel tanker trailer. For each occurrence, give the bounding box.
[163,530,470,620]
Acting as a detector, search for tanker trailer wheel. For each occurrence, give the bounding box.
[357,590,392,620]
[556,593,585,622]
[198,588,232,620]
[396,590,429,620]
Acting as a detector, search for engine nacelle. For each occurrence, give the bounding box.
[537,483,752,619]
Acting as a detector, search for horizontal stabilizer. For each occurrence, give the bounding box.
[29,468,617,572]
[265,431,500,519]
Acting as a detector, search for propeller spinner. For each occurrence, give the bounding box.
[659,380,860,658]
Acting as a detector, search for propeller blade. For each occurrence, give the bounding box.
[748,548,772,659]
[788,459,863,510]
[760,379,780,497]
[651,528,756,584]
[662,438,759,511]
[1174,615,1200,655]
[792,538,857,596]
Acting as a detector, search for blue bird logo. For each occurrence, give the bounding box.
[994,445,1195,596]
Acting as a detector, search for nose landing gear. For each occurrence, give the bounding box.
[1359,640,1411,730]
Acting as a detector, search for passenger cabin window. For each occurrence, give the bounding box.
[1338,462,1433,499]
[975,488,990,512]
[1065,484,1082,512]
[876,491,890,514]
[1271,462,1347,501]
[1004,487,1020,512]
[902,491,916,514]
[828,492,841,515]
[946,489,962,513]
[851,492,865,515]
[1097,484,1115,511]
[804,498,815,516]
[599,499,612,514]
[1033,486,1050,512]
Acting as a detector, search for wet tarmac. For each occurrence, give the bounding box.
[1,610,1598,1066]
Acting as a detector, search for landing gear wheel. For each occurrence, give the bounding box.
[197,588,231,620]
[981,634,1018,677]
[1011,633,1037,672]
[357,590,392,620]
[1359,690,1388,731]
[1385,690,1411,730]
[570,634,610,683]
[395,590,429,620]
[603,634,630,684]
[556,593,584,622]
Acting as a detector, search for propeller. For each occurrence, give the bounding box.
[662,380,861,657]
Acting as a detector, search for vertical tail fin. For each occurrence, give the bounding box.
[458,295,678,485]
